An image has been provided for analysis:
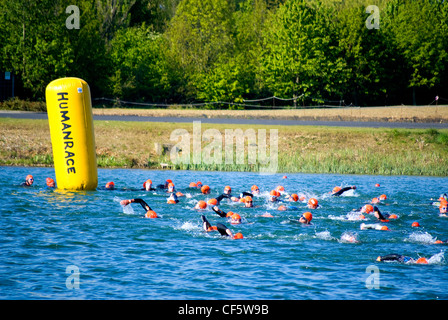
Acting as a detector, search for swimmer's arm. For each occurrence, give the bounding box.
[241,192,254,198]
[131,198,152,211]
[332,186,355,196]
[216,194,229,202]
[212,206,227,217]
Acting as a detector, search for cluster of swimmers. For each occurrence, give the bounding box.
[20,174,447,263]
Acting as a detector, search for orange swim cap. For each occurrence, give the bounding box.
[207,198,218,206]
[196,181,203,187]
[224,186,231,192]
[176,191,184,197]
[416,257,428,264]
[245,196,253,202]
[189,182,197,188]
[308,198,318,208]
[290,194,299,202]
[26,174,33,181]
[362,204,374,214]
[270,190,280,197]
[105,181,115,189]
[302,211,312,223]
[201,185,210,194]
[332,186,342,193]
[379,194,387,200]
[434,240,444,244]
[251,185,259,191]
[411,222,420,227]
[145,210,158,218]
[278,205,287,211]
[231,213,241,224]
[207,226,218,232]
[143,179,152,190]
[166,179,173,184]
[389,214,398,219]
[233,232,244,240]
[371,197,380,204]
[46,178,55,187]
[299,195,306,202]
[197,200,207,209]
[226,211,234,218]
[276,185,285,192]
[380,226,389,231]
[440,199,448,207]
[167,199,177,204]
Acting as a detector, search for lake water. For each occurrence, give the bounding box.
[1,166,447,300]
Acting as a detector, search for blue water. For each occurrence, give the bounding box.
[1,166,447,300]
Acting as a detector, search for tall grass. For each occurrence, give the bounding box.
[1,118,447,176]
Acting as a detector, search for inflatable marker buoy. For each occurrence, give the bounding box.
[45,78,97,190]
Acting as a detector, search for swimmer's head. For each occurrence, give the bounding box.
[277,205,287,211]
[226,211,234,218]
[189,182,197,188]
[361,204,374,214]
[224,186,231,194]
[251,185,260,194]
[46,177,55,187]
[299,212,312,224]
[379,194,387,200]
[230,213,241,224]
[269,190,279,201]
[167,182,175,192]
[244,196,253,207]
[332,186,342,194]
[371,197,380,204]
[307,198,318,209]
[289,194,299,202]
[201,185,210,194]
[145,210,158,218]
[105,181,115,190]
[196,200,207,210]
[276,185,285,193]
[233,232,244,240]
[25,175,34,185]
[143,179,152,190]
[207,198,218,206]
[416,257,428,264]
[196,181,203,188]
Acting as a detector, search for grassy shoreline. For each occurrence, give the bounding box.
[1,117,447,176]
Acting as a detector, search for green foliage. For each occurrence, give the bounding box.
[0,0,447,106]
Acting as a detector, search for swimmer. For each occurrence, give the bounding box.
[293,212,312,224]
[21,175,34,186]
[195,200,207,210]
[251,185,260,195]
[105,181,115,190]
[376,254,428,264]
[156,179,173,190]
[167,192,179,204]
[188,182,197,188]
[201,215,243,239]
[372,206,397,222]
[331,186,356,196]
[216,191,253,204]
[120,198,158,218]
[167,182,176,193]
[307,198,319,209]
[269,190,281,202]
[196,181,203,189]
[201,185,210,195]
[243,196,254,208]
[360,223,389,231]
[287,194,299,202]
[46,177,55,188]
[142,179,155,191]
[431,193,447,206]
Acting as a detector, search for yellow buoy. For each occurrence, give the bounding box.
[45,77,97,190]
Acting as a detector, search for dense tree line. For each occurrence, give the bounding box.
[0,0,447,107]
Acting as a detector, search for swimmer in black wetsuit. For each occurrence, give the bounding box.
[201,215,243,239]
[376,254,428,264]
[331,186,356,196]
[120,198,158,218]
[215,191,253,204]
[21,175,34,186]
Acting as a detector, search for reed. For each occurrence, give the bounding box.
[1,118,447,176]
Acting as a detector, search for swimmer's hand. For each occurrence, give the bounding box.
[120,199,132,206]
